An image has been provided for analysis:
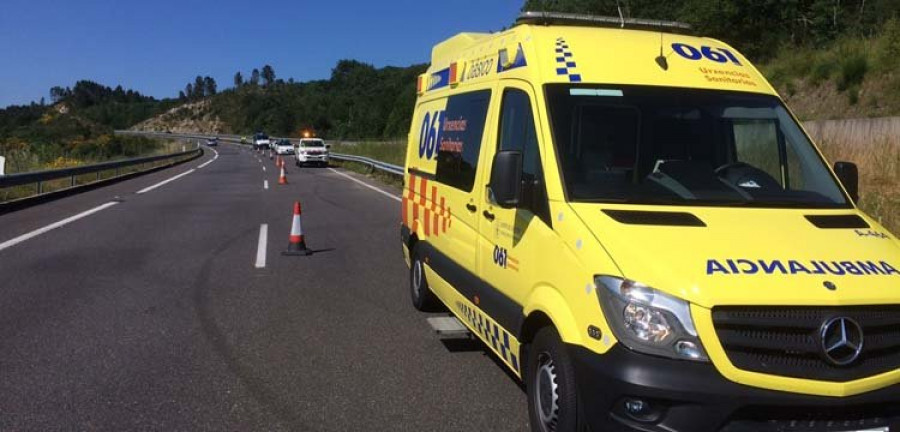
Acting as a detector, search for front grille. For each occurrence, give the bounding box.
[712,306,900,381]
[720,404,900,431]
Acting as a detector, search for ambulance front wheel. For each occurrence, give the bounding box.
[410,246,441,312]
[527,326,580,432]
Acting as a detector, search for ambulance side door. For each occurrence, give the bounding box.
[416,89,495,298]
[477,81,554,324]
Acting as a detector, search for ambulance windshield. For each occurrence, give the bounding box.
[545,84,849,208]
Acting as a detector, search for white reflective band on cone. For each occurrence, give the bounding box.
[291,215,303,236]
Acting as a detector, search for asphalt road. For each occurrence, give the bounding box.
[0,143,528,431]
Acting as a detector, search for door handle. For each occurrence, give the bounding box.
[466,203,477,213]
[482,210,495,221]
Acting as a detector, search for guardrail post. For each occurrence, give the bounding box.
[37,181,43,194]
[70,175,76,187]
[0,155,5,176]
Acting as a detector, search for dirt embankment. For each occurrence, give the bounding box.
[131,100,228,134]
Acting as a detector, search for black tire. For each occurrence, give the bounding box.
[526,327,580,432]
[409,245,441,312]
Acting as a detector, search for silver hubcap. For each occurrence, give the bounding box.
[412,260,423,301]
[534,352,559,432]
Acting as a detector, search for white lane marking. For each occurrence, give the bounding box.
[136,169,196,194]
[197,147,219,169]
[255,224,268,268]
[0,202,119,252]
[262,166,266,172]
[327,168,401,202]
[264,180,269,190]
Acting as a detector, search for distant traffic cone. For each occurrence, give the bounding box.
[278,165,288,185]
[282,202,311,256]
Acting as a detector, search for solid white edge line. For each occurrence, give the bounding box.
[0,202,119,252]
[264,180,269,190]
[197,147,219,169]
[136,169,196,194]
[327,168,401,202]
[255,224,268,268]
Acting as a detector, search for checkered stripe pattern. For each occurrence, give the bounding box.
[402,174,451,238]
[457,301,519,372]
[554,37,582,83]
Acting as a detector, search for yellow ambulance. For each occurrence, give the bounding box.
[400,11,900,432]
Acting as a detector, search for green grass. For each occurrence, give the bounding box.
[330,140,405,166]
[762,18,900,110]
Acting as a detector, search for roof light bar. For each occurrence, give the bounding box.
[517,11,692,33]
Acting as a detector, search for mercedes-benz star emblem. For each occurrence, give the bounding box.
[820,317,864,366]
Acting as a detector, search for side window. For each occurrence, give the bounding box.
[435,90,491,192]
[497,89,550,225]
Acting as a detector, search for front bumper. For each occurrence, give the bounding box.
[297,154,328,162]
[571,344,900,431]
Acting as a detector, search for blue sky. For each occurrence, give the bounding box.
[0,0,522,108]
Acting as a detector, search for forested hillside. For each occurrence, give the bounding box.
[0,81,178,174]
[207,60,426,139]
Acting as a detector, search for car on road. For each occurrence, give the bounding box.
[252,133,270,150]
[205,137,218,147]
[401,11,900,432]
[274,139,294,155]
[295,138,329,166]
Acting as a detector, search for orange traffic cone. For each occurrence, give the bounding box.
[278,165,288,185]
[282,202,311,256]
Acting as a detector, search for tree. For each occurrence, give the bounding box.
[179,90,186,100]
[204,76,217,96]
[194,76,206,98]
[250,68,260,86]
[185,83,194,100]
[50,86,70,103]
[234,71,244,88]
[261,64,275,87]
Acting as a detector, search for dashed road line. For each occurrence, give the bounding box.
[0,202,119,252]
[136,169,196,194]
[264,180,269,190]
[255,224,268,268]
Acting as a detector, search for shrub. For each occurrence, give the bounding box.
[837,53,869,91]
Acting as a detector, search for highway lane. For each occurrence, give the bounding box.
[0,143,528,431]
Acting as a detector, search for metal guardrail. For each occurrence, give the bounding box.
[0,147,202,193]
[329,153,404,176]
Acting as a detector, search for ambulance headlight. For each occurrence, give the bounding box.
[596,276,708,362]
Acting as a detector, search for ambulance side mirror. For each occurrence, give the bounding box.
[489,150,523,208]
[833,161,859,203]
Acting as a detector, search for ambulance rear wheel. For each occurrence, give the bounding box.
[410,246,440,312]
[527,327,579,432]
